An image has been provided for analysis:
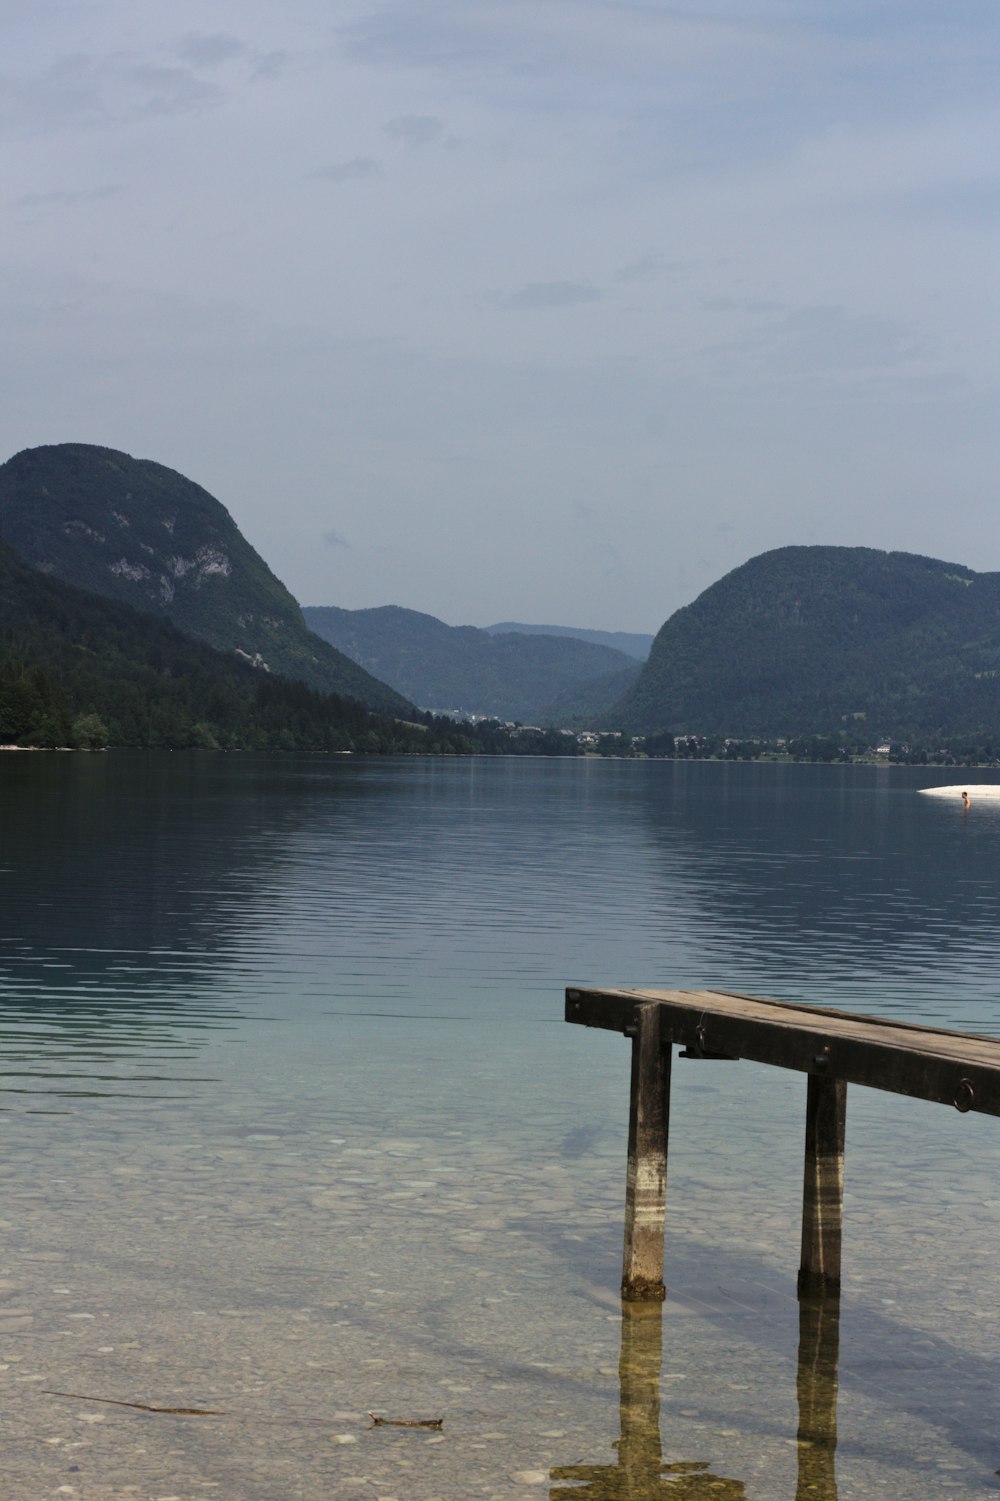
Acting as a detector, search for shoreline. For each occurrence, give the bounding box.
[0,744,103,752]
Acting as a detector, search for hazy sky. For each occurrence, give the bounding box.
[2,1,997,631]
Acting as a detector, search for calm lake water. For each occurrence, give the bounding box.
[2,753,1000,1499]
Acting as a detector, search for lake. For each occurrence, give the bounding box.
[1,753,999,1499]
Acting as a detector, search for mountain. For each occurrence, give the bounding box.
[0,536,474,753]
[484,622,654,660]
[0,443,409,715]
[302,604,637,721]
[539,663,642,726]
[616,546,1000,739]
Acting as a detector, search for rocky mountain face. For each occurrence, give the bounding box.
[0,444,410,714]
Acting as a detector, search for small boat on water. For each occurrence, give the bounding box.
[919,784,1000,799]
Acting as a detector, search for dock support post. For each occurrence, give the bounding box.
[797,1075,847,1298]
[622,1003,670,1302]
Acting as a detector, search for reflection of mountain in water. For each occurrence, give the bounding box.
[0,752,333,1100]
[627,761,1000,1026]
[7,753,1000,1101]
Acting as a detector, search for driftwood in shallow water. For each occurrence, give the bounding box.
[42,1389,224,1415]
[368,1412,444,1430]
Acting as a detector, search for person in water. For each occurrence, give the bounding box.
[962,790,971,809]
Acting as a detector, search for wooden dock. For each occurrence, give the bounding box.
[565,985,1000,1301]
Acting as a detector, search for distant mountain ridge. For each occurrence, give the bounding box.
[302,604,637,720]
[616,545,1000,738]
[484,622,653,660]
[0,443,409,714]
[540,663,642,726]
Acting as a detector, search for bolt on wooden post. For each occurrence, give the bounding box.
[621,1003,671,1301]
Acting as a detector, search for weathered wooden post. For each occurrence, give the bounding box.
[797,1074,847,1298]
[622,1003,671,1301]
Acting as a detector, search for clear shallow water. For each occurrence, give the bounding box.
[1,754,1000,1498]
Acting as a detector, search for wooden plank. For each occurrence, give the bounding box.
[621,1003,670,1302]
[566,987,1000,1116]
[798,1076,847,1297]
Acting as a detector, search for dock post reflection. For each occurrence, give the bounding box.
[795,1295,841,1501]
[549,1300,745,1498]
[548,1293,840,1499]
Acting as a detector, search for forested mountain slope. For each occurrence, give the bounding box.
[540,663,642,726]
[0,538,466,752]
[617,546,1000,738]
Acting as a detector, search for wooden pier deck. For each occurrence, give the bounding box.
[565,985,1000,1301]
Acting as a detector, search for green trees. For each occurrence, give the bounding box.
[71,713,110,749]
[617,546,1000,740]
[0,540,445,753]
[0,664,71,746]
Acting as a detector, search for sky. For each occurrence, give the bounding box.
[2,1,998,632]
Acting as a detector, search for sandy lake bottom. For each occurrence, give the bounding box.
[2,1025,999,1501]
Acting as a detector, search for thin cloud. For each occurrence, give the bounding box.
[702,295,786,313]
[128,64,223,119]
[252,51,288,82]
[315,156,382,183]
[383,113,445,145]
[0,54,224,136]
[323,529,350,550]
[14,184,122,208]
[615,252,669,284]
[492,282,602,311]
[616,252,694,284]
[175,34,245,68]
[717,305,931,377]
[342,2,795,85]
